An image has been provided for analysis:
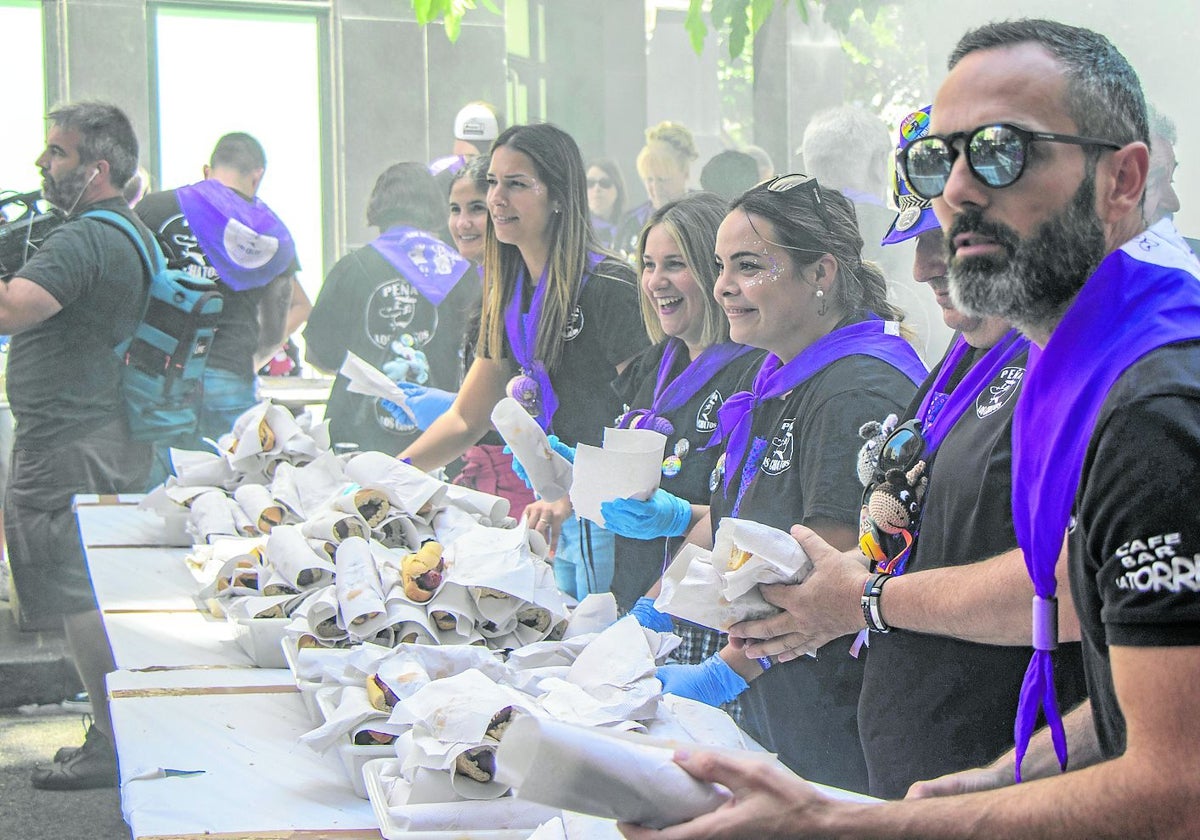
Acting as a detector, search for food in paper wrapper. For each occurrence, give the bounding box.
[400,541,444,603]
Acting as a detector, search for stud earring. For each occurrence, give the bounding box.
[816,288,827,317]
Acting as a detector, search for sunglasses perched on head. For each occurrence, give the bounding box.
[762,173,832,232]
[898,123,1122,200]
[586,177,614,190]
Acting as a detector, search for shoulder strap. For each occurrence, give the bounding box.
[80,208,163,278]
[80,209,156,352]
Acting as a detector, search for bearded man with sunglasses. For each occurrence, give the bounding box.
[620,19,1200,840]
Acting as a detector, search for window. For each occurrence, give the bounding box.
[152,4,325,302]
[0,0,46,206]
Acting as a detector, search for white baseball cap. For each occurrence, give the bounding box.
[454,103,500,143]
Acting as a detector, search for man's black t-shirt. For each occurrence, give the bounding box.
[708,353,916,794]
[136,189,291,377]
[9,197,148,448]
[609,341,764,609]
[858,342,1087,798]
[304,243,478,453]
[1070,341,1200,759]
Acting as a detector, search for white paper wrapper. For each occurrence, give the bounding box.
[655,543,774,632]
[302,586,349,642]
[265,524,336,590]
[376,510,430,549]
[335,537,389,639]
[443,484,511,525]
[563,593,620,639]
[490,397,573,503]
[302,684,406,752]
[168,449,237,488]
[712,517,812,600]
[494,716,730,829]
[270,452,351,519]
[569,428,667,527]
[300,508,371,543]
[345,451,449,516]
[187,490,245,543]
[422,583,479,644]
[340,351,413,416]
[223,592,306,620]
[233,483,287,533]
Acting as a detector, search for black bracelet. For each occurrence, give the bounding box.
[861,572,893,633]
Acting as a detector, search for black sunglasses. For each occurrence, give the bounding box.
[586,177,614,190]
[763,173,832,232]
[898,123,1123,200]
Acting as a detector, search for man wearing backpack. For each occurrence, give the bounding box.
[4,101,153,790]
[136,132,298,460]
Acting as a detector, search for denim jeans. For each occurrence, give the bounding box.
[553,515,615,601]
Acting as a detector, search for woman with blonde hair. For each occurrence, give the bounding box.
[616,121,699,254]
[399,123,648,599]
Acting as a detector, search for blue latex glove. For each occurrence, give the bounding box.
[600,489,692,539]
[505,434,576,489]
[630,596,674,633]
[657,653,749,707]
[380,382,455,430]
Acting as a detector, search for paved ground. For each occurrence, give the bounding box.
[0,708,131,840]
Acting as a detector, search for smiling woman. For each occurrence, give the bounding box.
[399,123,650,602]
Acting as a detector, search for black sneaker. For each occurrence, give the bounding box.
[32,726,118,791]
[53,715,96,763]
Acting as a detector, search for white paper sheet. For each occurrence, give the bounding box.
[569,428,667,527]
[339,351,415,421]
[490,398,573,503]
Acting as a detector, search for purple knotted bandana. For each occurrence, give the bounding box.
[617,339,754,436]
[369,226,470,306]
[1011,220,1200,781]
[503,252,604,431]
[708,316,927,497]
[175,179,296,291]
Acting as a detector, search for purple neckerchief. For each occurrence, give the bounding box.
[368,226,470,306]
[617,339,754,435]
[1011,219,1200,782]
[504,251,604,431]
[709,316,927,495]
[916,328,1029,453]
[175,179,295,291]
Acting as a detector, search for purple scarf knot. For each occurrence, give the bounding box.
[617,339,753,437]
[175,179,295,291]
[708,316,927,495]
[503,252,604,431]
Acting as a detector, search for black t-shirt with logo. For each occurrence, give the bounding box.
[707,353,915,793]
[858,342,1088,799]
[485,257,649,449]
[1070,341,1200,761]
[608,341,765,610]
[135,189,297,377]
[304,243,478,453]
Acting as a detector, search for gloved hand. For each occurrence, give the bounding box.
[600,489,692,539]
[381,382,455,430]
[630,596,674,633]
[656,653,749,707]
[382,336,430,385]
[505,434,576,488]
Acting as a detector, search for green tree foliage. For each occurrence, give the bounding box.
[410,0,500,42]
[686,0,890,59]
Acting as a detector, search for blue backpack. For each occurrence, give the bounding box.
[83,209,224,442]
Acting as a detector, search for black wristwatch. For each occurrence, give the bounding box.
[861,572,893,633]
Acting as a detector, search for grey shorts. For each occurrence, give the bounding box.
[6,421,151,630]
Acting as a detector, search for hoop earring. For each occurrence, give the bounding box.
[816,288,827,317]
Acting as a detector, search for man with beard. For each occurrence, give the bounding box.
[618,19,1200,840]
[726,106,1087,800]
[4,101,152,789]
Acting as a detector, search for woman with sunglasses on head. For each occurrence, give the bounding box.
[397,123,649,601]
[585,159,627,252]
[606,175,927,792]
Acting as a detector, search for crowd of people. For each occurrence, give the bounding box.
[5,15,1200,840]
